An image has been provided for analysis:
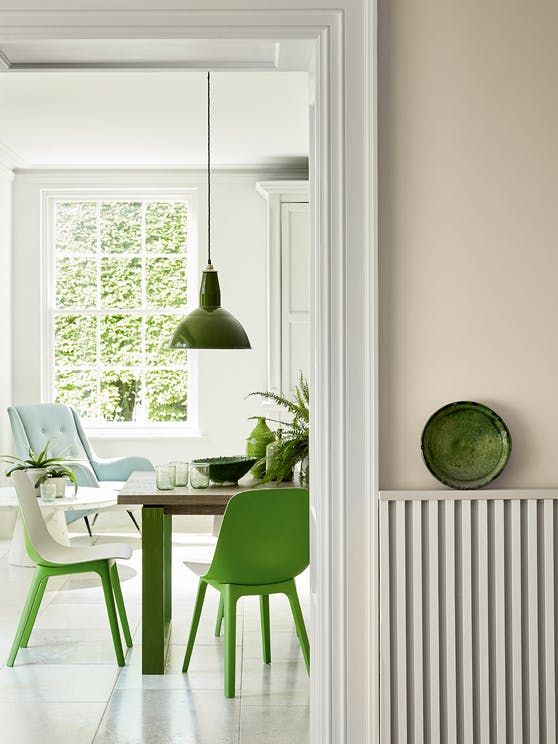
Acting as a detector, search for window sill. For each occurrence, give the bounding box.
[85,427,205,440]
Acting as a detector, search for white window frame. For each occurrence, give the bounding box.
[41,187,199,437]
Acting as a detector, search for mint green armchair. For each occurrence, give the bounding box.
[7,404,153,534]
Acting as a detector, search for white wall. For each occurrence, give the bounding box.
[0,166,13,486]
[10,167,305,467]
[379,1,558,489]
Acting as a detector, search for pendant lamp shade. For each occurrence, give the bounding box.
[170,72,251,350]
[170,264,251,349]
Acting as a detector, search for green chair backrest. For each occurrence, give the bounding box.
[205,487,309,585]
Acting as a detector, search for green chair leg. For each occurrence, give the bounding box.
[286,581,310,673]
[110,562,133,648]
[182,580,208,673]
[98,562,125,667]
[260,594,271,664]
[20,575,49,648]
[7,569,47,666]
[215,594,224,637]
[224,585,238,698]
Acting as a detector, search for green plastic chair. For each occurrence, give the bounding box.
[7,470,133,667]
[182,486,310,698]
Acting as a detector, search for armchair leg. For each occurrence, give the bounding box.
[127,511,141,533]
[83,515,93,538]
[91,513,100,527]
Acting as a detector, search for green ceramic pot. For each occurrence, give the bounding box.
[246,417,275,478]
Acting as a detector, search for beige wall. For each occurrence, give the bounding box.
[378,2,558,489]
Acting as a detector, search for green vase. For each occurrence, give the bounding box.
[246,417,274,478]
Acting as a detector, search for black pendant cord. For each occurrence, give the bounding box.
[207,71,212,267]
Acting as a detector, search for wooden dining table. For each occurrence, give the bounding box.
[118,470,297,674]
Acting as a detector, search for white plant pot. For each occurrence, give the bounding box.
[24,468,47,496]
[50,477,68,498]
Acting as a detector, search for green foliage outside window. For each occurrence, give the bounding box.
[53,199,189,424]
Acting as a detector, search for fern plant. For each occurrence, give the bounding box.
[247,373,309,485]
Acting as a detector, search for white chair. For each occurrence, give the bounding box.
[7,470,133,667]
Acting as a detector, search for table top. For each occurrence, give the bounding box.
[0,486,118,511]
[117,471,299,515]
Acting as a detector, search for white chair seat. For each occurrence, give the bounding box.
[40,540,133,565]
[183,561,211,577]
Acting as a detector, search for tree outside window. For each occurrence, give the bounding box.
[52,199,190,424]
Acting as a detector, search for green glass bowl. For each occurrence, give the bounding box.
[192,456,257,485]
[421,401,512,489]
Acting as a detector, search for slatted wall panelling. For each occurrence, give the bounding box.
[379,497,558,744]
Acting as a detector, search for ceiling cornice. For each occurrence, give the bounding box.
[0,139,27,170]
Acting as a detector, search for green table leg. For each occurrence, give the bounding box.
[142,507,172,673]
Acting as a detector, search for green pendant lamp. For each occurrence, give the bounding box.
[170,72,251,350]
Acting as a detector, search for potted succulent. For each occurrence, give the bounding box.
[1,441,77,496]
[34,465,78,498]
[247,373,309,485]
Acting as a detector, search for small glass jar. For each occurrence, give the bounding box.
[190,462,210,489]
[40,481,57,503]
[156,464,176,491]
[169,461,189,487]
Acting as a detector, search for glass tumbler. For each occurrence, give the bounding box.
[40,481,57,503]
[156,465,176,490]
[190,462,210,489]
[169,461,189,487]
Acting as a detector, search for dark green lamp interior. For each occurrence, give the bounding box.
[170,265,251,350]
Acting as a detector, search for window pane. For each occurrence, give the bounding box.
[100,370,141,422]
[54,315,96,365]
[145,369,188,422]
[100,202,141,254]
[55,369,98,419]
[100,314,142,365]
[145,314,185,365]
[56,202,97,254]
[146,257,187,308]
[56,257,97,308]
[101,257,142,309]
[146,201,187,254]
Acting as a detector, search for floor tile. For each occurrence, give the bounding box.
[243,630,302,660]
[93,689,240,744]
[0,663,119,702]
[240,659,309,707]
[0,700,106,744]
[239,705,309,744]
[117,644,242,693]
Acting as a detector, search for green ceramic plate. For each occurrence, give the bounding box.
[421,401,512,489]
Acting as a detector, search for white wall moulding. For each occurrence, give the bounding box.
[2,5,377,744]
[381,489,558,501]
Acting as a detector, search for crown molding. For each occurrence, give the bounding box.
[0,140,27,170]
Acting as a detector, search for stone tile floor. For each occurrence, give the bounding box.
[0,526,309,744]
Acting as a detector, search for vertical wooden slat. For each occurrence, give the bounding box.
[428,501,441,743]
[544,500,556,742]
[527,500,540,743]
[460,501,474,744]
[412,501,424,744]
[493,500,507,742]
[444,501,457,744]
[379,500,391,744]
[476,500,490,742]
[395,500,407,743]
[510,500,523,741]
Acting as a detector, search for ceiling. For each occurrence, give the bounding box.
[0,70,309,168]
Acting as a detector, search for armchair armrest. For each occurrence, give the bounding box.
[90,455,154,482]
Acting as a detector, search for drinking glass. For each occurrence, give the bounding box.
[169,461,189,487]
[40,481,57,503]
[156,465,176,490]
[190,462,210,489]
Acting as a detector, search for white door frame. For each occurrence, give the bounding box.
[0,5,378,743]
